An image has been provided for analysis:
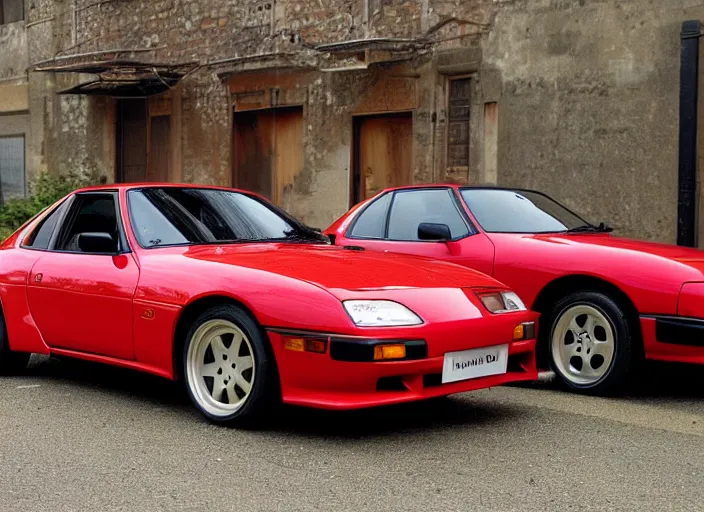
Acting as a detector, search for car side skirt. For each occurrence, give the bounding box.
[640,315,704,364]
[50,347,173,380]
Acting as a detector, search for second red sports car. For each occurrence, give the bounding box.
[326,184,704,395]
[0,183,537,427]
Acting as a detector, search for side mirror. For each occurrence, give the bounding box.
[77,232,116,253]
[418,222,452,241]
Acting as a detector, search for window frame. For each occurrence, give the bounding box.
[446,76,472,172]
[19,196,73,251]
[346,191,393,240]
[345,187,477,243]
[125,186,320,250]
[43,191,131,255]
[0,0,25,25]
[0,134,27,202]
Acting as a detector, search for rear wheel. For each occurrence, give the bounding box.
[183,305,278,428]
[545,291,634,394]
[0,313,30,375]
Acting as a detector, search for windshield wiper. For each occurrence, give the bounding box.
[563,222,613,234]
[282,227,329,243]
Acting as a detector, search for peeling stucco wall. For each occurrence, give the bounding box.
[482,0,704,242]
[0,21,28,81]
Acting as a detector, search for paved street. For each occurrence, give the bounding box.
[1,356,704,512]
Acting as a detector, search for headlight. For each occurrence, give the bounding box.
[476,290,526,313]
[343,300,423,327]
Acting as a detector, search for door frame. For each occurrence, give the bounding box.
[350,110,414,206]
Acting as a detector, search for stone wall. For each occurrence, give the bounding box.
[10,0,704,240]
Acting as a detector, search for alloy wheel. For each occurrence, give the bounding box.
[186,319,256,417]
[551,304,615,386]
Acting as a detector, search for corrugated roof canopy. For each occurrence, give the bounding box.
[33,59,199,97]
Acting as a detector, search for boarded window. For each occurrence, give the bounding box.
[1,0,24,24]
[447,78,471,169]
[233,106,304,207]
[0,136,25,202]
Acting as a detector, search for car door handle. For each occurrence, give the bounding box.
[34,273,43,283]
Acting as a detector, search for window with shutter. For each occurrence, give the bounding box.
[447,78,471,170]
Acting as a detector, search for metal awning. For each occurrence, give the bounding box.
[32,57,200,97]
[314,37,427,54]
[314,38,429,71]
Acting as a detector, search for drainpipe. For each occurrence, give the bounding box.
[677,20,701,247]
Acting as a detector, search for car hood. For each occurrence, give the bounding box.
[182,243,503,291]
[545,234,703,259]
[506,233,704,276]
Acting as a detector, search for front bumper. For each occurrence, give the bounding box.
[266,315,538,410]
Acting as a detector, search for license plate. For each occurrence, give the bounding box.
[441,344,509,384]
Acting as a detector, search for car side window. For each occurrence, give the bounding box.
[348,193,392,239]
[387,189,470,241]
[22,200,69,250]
[54,194,121,253]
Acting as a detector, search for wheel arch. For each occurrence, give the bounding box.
[172,294,265,381]
[531,274,643,367]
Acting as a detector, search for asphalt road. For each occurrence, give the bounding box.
[1,356,704,512]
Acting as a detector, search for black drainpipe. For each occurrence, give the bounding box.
[677,20,701,247]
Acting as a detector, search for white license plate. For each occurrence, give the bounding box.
[441,344,509,384]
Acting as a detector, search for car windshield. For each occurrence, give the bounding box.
[460,188,591,233]
[128,187,326,248]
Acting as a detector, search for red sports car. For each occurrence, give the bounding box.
[0,184,537,427]
[326,184,704,394]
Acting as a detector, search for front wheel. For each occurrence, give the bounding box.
[183,305,278,428]
[546,291,634,394]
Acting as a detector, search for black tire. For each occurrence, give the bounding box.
[182,304,280,428]
[541,291,634,395]
[0,312,30,375]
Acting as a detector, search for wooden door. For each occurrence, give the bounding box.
[233,107,303,205]
[147,115,171,182]
[272,108,303,207]
[354,113,413,202]
[117,99,147,183]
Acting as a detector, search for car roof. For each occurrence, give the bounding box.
[73,182,246,194]
[377,183,543,195]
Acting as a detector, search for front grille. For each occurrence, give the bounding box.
[376,376,409,391]
[423,373,443,388]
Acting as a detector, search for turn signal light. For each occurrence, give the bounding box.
[284,338,306,351]
[283,337,327,354]
[373,344,406,361]
[513,324,524,340]
[513,322,536,341]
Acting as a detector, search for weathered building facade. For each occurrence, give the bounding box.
[0,0,703,242]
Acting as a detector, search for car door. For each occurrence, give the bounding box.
[25,191,139,360]
[341,188,495,276]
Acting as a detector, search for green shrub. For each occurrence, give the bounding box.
[0,171,100,240]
